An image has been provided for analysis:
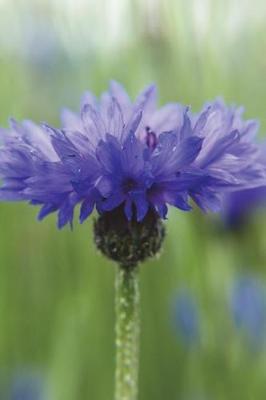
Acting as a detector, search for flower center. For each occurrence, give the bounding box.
[122,178,138,193]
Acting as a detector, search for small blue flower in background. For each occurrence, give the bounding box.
[172,289,200,346]
[230,275,266,345]
[222,144,266,228]
[0,83,266,228]
[223,186,266,228]
[9,372,46,400]
[20,13,63,72]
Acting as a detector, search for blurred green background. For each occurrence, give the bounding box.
[1,0,266,399]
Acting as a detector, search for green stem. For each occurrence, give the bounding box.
[115,265,140,400]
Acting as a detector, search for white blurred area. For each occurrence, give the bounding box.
[0,0,133,61]
[0,0,266,62]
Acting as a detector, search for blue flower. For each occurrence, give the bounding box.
[222,186,266,228]
[230,275,266,345]
[9,372,45,400]
[222,145,266,227]
[172,289,200,346]
[0,84,265,228]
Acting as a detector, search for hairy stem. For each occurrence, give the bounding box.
[115,265,140,400]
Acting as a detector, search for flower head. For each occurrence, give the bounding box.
[0,84,265,230]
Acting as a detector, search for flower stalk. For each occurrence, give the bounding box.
[115,265,140,400]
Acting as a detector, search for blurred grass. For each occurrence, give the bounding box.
[1,0,266,399]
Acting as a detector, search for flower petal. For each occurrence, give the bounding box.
[80,195,95,223]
